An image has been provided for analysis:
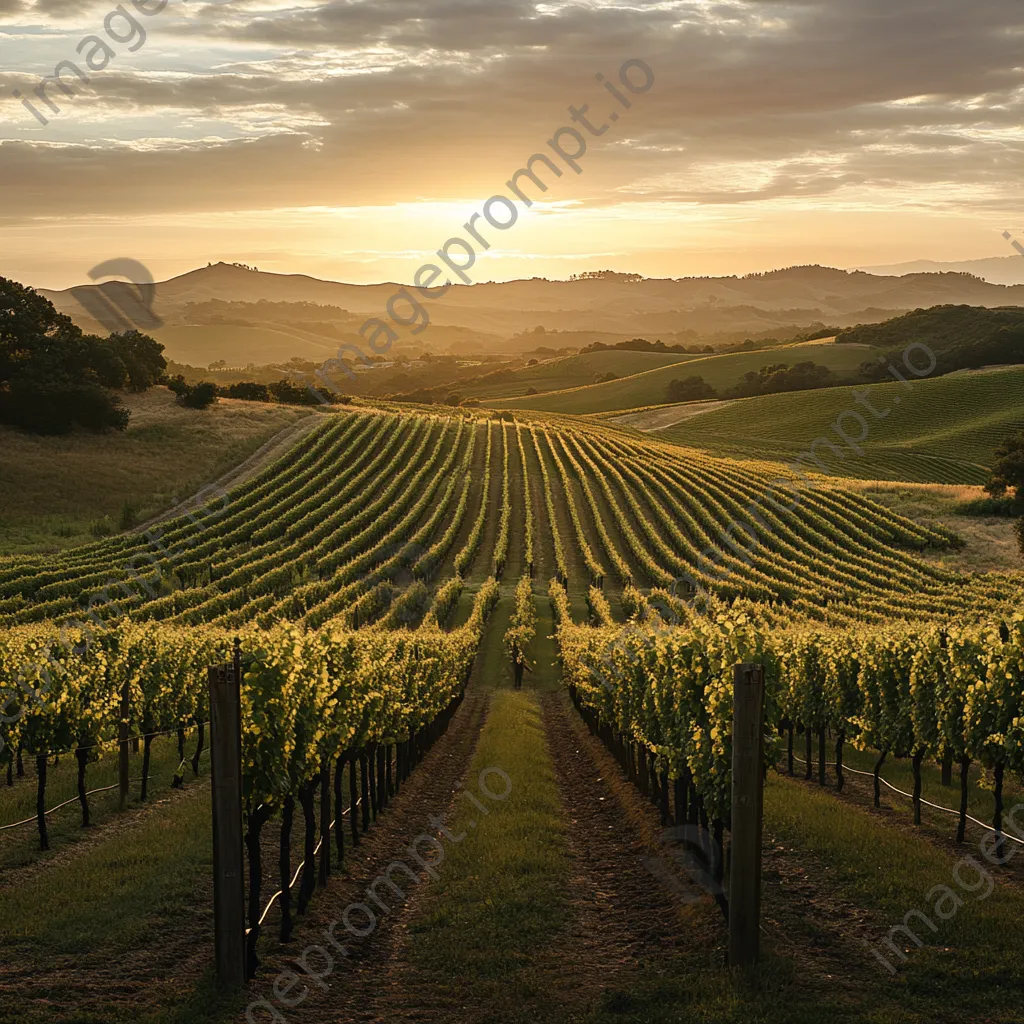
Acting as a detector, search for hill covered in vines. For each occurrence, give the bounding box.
[1,406,1017,636]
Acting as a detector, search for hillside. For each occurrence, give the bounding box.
[458,349,701,400]
[486,341,878,414]
[0,388,313,553]
[37,263,1024,365]
[2,405,1017,634]
[860,254,1024,286]
[837,305,1024,363]
[651,366,1024,485]
[152,323,343,366]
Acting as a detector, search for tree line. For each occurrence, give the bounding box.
[0,277,165,434]
[0,277,350,432]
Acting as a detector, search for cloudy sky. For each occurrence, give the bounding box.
[1,0,1022,289]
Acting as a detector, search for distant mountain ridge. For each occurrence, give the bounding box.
[858,254,1024,286]
[35,261,1024,361]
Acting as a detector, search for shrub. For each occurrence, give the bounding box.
[268,379,319,405]
[89,516,115,538]
[164,374,191,397]
[224,381,271,402]
[119,500,139,531]
[955,495,1018,517]
[178,382,218,409]
[666,376,716,403]
[985,431,1024,559]
[0,378,129,435]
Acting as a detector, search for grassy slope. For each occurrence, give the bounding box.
[461,349,700,400]
[487,342,878,414]
[0,729,205,872]
[836,480,1022,574]
[0,778,220,1024]
[153,324,340,366]
[654,366,1024,485]
[0,388,310,553]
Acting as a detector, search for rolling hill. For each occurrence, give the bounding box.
[650,366,1024,484]
[1,405,1011,635]
[0,389,312,553]
[486,341,879,414]
[459,349,702,400]
[3,402,1023,1024]
[36,262,1024,365]
[150,324,343,367]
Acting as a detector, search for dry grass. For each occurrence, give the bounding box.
[0,388,311,554]
[832,479,1023,573]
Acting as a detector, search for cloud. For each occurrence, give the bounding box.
[0,0,1022,226]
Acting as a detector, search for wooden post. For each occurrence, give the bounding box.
[118,680,131,811]
[208,660,246,990]
[729,662,764,969]
[36,753,49,851]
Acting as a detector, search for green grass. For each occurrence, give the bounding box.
[0,783,211,952]
[400,689,569,1015]
[821,743,1020,837]
[0,778,224,1024]
[654,366,1024,484]
[765,773,1024,1021]
[0,388,310,553]
[486,342,878,415]
[598,771,1024,1024]
[0,729,206,871]
[461,349,701,401]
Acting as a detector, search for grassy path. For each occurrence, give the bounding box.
[375,688,567,1020]
[344,577,700,1022]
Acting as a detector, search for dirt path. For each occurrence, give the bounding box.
[533,689,704,1006]
[608,399,734,432]
[236,688,493,1024]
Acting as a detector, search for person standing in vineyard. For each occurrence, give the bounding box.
[511,640,532,689]
[505,575,537,690]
